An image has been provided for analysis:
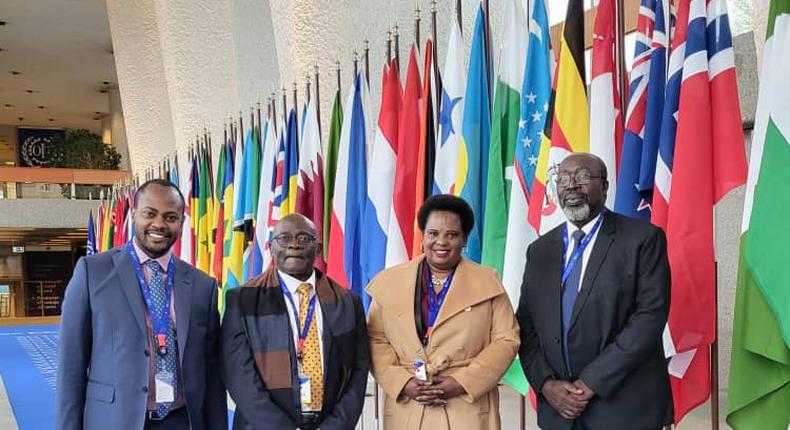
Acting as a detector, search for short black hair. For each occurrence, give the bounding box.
[417,194,475,237]
[134,179,185,210]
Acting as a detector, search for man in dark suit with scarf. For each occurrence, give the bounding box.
[221,213,370,430]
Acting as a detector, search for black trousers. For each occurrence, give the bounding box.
[144,407,189,430]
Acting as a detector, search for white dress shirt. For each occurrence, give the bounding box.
[563,212,605,292]
[277,270,325,383]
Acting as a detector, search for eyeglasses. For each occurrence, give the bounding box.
[271,234,316,247]
[554,171,605,187]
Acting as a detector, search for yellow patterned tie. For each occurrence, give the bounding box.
[297,282,323,410]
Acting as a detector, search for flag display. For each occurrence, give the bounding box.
[727,1,790,428]
[89,3,755,421]
[528,0,589,235]
[661,0,747,422]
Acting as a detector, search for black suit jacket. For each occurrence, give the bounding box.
[517,212,673,430]
[221,268,370,430]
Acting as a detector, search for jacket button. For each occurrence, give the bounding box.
[142,386,148,393]
[553,337,560,344]
[144,350,150,357]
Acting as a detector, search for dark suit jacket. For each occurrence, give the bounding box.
[517,212,673,430]
[56,247,227,430]
[221,268,370,430]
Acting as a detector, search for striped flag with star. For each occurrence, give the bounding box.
[481,0,528,277]
[500,0,553,396]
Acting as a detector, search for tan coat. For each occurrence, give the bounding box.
[366,257,520,430]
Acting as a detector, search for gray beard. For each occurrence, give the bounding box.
[562,203,591,223]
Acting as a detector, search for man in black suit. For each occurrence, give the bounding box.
[221,213,369,430]
[517,153,673,430]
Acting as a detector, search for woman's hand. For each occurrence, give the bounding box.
[400,377,446,406]
[430,376,466,400]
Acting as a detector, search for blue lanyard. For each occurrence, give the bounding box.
[561,210,606,285]
[126,242,175,355]
[426,271,455,336]
[278,275,318,360]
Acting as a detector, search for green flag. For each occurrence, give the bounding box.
[481,0,529,395]
[323,90,343,259]
[482,0,528,277]
[727,1,790,427]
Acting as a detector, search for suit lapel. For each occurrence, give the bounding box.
[114,250,147,337]
[314,273,335,377]
[368,259,424,355]
[173,260,193,365]
[569,214,615,330]
[545,228,565,332]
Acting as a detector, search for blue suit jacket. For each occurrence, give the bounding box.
[56,247,227,430]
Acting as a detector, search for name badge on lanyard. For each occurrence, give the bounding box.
[126,242,175,357]
[560,210,606,286]
[278,275,318,363]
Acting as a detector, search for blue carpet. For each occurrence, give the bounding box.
[0,324,238,429]
[0,325,58,430]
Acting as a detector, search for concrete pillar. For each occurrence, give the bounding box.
[108,88,131,171]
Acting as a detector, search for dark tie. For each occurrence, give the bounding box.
[562,229,586,373]
[146,260,177,417]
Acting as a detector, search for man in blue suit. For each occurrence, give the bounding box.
[57,179,227,430]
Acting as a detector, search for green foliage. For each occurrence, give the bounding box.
[50,128,121,170]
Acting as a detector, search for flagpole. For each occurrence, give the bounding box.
[271,94,278,133]
[306,74,311,104]
[364,39,370,87]
[336,60,342,95]
[353,50,359,79]
[315,64,322,137]
[293,82,299,148]
[455,0,462,33]
[387,29,393,63]
[256,102,262,138]
[615,0,628,126]
[431,0,441,129]
[483,0,492,111]
[415,1,421,48]
[712,260,720,430]
[282,87,288,121]
[394,23,401,71]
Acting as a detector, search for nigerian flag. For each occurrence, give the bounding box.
[727,1,790,428]
[481,0,528,276]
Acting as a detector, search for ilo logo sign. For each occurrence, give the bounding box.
[17,128,65,167]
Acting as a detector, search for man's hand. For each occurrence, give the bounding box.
[430,376,467,400]
[400,378,444,406]
[572,379,595,402]
[541,379,589,420]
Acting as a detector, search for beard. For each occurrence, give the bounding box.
[562,202,591,223]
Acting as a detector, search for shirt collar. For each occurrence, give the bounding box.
[277,269,316,295]
[566,209,606,239]
[132,238,173,271]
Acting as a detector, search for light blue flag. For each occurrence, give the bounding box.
[459,4,491,263]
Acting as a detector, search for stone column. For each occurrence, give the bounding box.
[108,88,131,171]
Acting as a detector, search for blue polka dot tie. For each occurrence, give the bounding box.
[146,259,177,417]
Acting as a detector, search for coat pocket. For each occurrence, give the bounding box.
[86,380,115,403]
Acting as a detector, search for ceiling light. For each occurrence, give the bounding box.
[25,89,34,94]
[2,104,10,108]
[0,21,6,26]
[37,105,45,109]
[48,118,55,122]
[9,70,19,75]
[17,117,23,121]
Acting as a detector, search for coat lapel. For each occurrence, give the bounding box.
[569,214,615,330]
[367,259,425,355]
[173,259,193,365]
[114,250,147,337]
[431,258,503,334]
[314,272,335,377]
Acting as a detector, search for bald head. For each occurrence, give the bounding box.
[270,214,320,281]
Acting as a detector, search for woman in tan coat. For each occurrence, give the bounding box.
[367,194,520,430]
